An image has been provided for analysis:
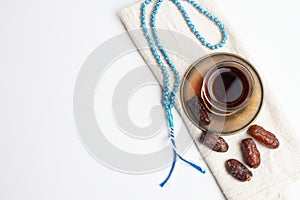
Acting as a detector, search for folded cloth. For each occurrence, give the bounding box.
[119,0,300,199]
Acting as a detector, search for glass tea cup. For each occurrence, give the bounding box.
[201,61,255,116]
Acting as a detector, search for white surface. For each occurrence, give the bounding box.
[0,0,300,199]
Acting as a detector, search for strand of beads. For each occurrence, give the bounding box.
[141,0,227,187]
[172,0,227,50]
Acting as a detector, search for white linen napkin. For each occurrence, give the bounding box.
[119,0,300,199]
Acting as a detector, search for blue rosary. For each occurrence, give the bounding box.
[141,0,227,187]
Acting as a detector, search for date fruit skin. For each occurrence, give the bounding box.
[241,138,261,168]
[199,132,229,152]
[225,159,252,182]
[186,95,211,125]
[248,125,280,149]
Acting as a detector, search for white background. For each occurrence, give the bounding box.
[0,0,300,199]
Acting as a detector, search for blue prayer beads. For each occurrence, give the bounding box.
[140,0,227,187]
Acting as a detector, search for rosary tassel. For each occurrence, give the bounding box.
[159,110,206,187]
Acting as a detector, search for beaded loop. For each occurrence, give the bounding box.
[141,0,227,187]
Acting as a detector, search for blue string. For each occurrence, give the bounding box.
[159,149,177,187]
[177,154,206,173]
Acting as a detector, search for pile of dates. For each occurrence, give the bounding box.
[199,125,280,182]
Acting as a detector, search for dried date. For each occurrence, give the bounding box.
[248,125,279,149]
[199,132,229,152]
[225,159,252,182]
[186,95,211,125]
[241,138,261,168]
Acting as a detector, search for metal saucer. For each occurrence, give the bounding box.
[180,52,264,135]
